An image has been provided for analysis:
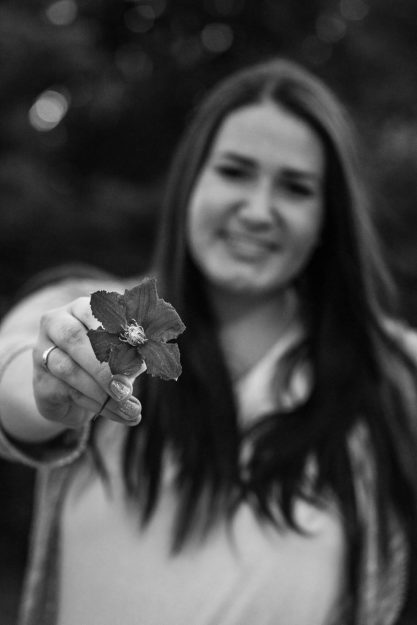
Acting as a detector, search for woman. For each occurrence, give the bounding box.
[0,58,417,625]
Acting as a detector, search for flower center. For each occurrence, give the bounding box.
[120,320,147,346]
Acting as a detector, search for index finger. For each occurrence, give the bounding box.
[43,297,113,392]
[108,364,147,402]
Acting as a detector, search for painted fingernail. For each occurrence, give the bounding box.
[109,379,131,401]
[120,398,141,421]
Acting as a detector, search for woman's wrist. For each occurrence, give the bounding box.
[0,343,68,443]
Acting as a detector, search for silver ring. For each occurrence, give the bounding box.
[42,345,58,372]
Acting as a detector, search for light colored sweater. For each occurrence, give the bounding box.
[56,329,346,625]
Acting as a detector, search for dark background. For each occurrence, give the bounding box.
[1,0,417,622]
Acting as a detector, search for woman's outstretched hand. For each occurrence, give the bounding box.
[33,296,143,429]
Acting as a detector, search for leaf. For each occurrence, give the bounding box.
[87,327,120,362]
[124,277,158,326]
[90,290,127,333]
[140,339,182,381]
[108,343,145,376]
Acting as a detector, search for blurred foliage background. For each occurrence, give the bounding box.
[1,0,417,622]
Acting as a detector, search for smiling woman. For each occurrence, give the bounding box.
[1,58,417,625]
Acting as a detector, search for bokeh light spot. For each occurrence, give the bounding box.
[45,0,78,26]
[201,23,234,54]
[29,90,70,132]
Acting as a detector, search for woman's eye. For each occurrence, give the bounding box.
[214,164,248,179]
[283,181,315,197]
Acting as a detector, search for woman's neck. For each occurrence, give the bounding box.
[210,286,298,381]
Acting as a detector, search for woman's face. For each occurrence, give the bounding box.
[186,101,326,299]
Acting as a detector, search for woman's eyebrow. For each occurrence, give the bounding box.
[214,151,255,167]
[280,166,323,183]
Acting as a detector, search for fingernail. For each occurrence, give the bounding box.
[109,379,131,401]
[120,398,141,421]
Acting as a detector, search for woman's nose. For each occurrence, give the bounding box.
[241,180,276,223]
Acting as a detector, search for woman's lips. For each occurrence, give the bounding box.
[221,230,279,257]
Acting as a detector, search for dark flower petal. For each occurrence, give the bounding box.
[87,327,120,363]
[124,277,158,326]
[88,278,185,381]
[139,339,182,381]
[145,299,186,342]
[90,291,127,333]
[108,343,145,376]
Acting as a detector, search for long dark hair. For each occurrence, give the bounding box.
[120,58,417,620]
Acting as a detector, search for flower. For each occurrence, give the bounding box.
[87,277,185,380]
